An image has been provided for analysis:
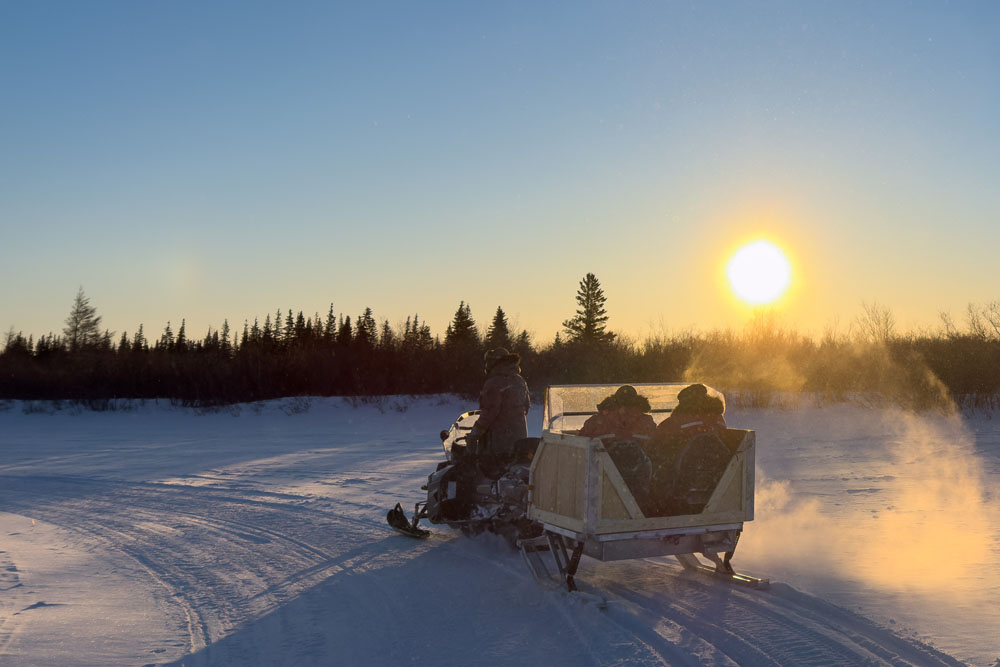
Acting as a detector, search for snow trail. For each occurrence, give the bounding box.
[0,397,993,665]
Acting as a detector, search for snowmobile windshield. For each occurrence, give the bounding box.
[542,383,722,433]
[441,411,480,458]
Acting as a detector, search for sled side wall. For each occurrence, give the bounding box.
[528,429,755,536]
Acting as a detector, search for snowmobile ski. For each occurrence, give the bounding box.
[387,503,430,538]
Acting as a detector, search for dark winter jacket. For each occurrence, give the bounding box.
[471,359,530,455]
[644,385,728,502]
[578,407,657,506]
[652,384,727,444]
[577,408,656,443]
[653,412,728,444]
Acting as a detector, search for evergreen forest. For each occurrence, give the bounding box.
[3,279,1000,411]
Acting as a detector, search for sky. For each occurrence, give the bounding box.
[2,1,998,346]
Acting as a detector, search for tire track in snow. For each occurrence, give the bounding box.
[605,576,853,666]
[0,549,25,657]
[0,474,386,658]
[439,534,962,667]
[2,504,213,656]
[0,467,969,666]
[450,538,717,666]
[600,558,962,666]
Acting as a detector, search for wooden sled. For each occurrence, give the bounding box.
[520,383,769,591]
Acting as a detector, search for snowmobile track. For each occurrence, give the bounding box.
[0,416,978,667]
[0,550,24,657]
[609,558,963,667]
[451,538,731,666]
[448,535,962,667]
[0,473,387,654]
[8,503,214,654]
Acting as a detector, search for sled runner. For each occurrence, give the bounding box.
[387,383,768,592]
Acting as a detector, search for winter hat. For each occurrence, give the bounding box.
[677,383,708,404]
[675,383,725,415]
[597,385,651,412]
[484,347,520,372]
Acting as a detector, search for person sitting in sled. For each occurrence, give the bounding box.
[645,383,730,515]
[577,385,656,505]
[577,384,656,442]
[465,348,530,460]
[653,383,727,444]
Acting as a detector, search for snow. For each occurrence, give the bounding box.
[0,396,997,666]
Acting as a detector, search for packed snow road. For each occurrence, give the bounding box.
[0,397,991,666]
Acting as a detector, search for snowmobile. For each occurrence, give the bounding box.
[386,409,541,543]
[388,383,767,593]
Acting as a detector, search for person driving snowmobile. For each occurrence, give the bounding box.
[465,348,530,460]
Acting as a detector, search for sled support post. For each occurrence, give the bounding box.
[546,532,584,591]
[701,550,734,574]
[519,531,584,592]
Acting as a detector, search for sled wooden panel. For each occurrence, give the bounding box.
[530,429,756,538]
[597,451,644,521]
[705,436,750,515]
[600,473,629,520]
[529,433,588,522]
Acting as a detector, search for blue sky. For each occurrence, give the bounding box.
[2,1,998,344]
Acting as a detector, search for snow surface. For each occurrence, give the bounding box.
[0,396,997,666]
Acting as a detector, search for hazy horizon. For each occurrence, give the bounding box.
[5,286,995,349]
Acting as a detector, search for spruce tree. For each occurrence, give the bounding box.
[379,320,395,350]
[63,287,103,351]
[486,306,512,350]
[132,324,146,352]
[562,273,614,345]
[285,310,295,342]
[220,320,232,355]
[443,301,481,394]
[291,311,307,345]
[416,318,433,351]
[175,319,188,352]
[337,316,353,347]
[324,304,337,342]
[312,312,323,340]
[513,330,532,356]
[262,315,273,343]
[355,308,377,349]
[445,301,478,347]
[159,322,174,350]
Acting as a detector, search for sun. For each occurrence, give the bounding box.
[727,240,791,305]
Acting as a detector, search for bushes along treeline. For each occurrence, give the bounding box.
[3,286,1000,409]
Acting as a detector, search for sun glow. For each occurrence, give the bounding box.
[727,240,791,305]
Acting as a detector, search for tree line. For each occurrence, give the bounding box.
[0,276,620,403]
[3,279,1000,410]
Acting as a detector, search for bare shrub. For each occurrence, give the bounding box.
[855,301,896,345]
